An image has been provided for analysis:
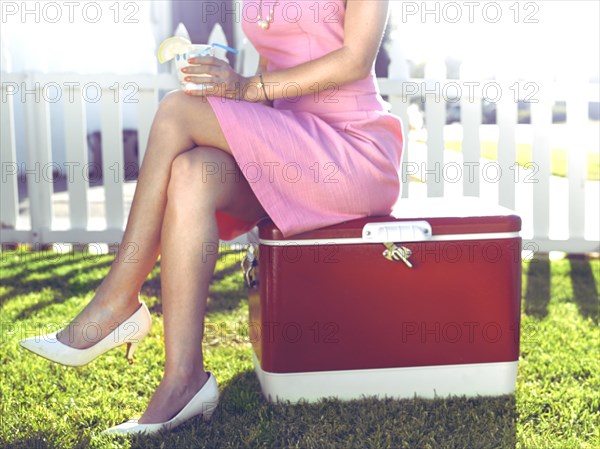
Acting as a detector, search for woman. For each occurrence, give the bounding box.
[20,0,403,435]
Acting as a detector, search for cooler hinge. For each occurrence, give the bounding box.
[241,243,258,288]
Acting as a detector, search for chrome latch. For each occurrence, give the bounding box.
[241,243,258,288]
[382,242,413,268]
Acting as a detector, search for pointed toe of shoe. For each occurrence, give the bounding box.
[19,336,37,351]
[19,333,86,367]
[20,334,90,367]
[19,334,54,350]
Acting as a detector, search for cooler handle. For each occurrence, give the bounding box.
[361,220,432,243]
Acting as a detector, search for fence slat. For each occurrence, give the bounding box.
[24,81,54,241]
[0,84,19,229]
[459,65,482,197]
[239,40,260,77]
[100,92,125,229]
[497,85,517,209]
[460,92,482,198]
[531,82,552,242]
[64,89,89,229]
[208,22,229,62]
[424,62,446,198]
[137,88,158,164]
[566,80,587,241]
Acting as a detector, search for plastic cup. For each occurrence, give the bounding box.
[175,44,214,91]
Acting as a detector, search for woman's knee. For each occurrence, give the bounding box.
[159,90,187,113]
[155,90,210,128]
[150,91,228,152]
[167,148,265,220]
[167,148,234,205]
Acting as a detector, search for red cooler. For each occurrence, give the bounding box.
[243,198,522,402]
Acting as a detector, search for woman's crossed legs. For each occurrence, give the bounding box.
[56,91,266,423]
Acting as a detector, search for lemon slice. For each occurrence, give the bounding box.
[157,36,192,64]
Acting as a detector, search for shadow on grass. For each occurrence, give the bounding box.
[524,253,599,323]
[206,265,248,314]
[98,371,518,449]
[1,433,90,449]
[4,248,246,321]
[2,371,517,449]
[141,260,162,309]
[4,258,115,320]
[0,253,100,308]
[524,253,551,319]
[568,255,599,323]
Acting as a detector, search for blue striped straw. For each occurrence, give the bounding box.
[211,42,239,54]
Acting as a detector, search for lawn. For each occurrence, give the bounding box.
[0,248,598,449]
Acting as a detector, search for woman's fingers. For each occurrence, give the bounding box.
[182,65,215,76]
[183,56,232,79]
[180,55,243,99]
[187,55,219,64]
[183,88,211,97]
[184,75,218,85]
[182,78,223,97]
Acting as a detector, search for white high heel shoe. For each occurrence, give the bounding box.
[102,372,220,436]
[19,302,152,366]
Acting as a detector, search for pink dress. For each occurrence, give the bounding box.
[207,0,403,240]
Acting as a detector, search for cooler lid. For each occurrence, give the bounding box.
[258,197,521,242]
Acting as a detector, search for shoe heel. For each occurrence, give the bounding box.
[125,340,140,364]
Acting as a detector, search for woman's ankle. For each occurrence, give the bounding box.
[164,365,208,388]
[93,288,141,313]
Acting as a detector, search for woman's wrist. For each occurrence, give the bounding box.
[241,75,259,102]
[256,73,271,103]
[242,74,271,103]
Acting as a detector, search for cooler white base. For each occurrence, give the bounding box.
[252,351,518,403]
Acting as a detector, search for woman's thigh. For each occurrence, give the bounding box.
[169,146,267,222]
[155,91,232,154]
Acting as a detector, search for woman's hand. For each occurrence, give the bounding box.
[181,55,259,101]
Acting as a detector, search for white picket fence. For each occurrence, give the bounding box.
[1,40,599,253]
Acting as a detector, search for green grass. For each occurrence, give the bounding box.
[0,249,598,449]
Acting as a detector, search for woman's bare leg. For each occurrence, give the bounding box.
[57,93,236,349]
[138,146,266,423]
